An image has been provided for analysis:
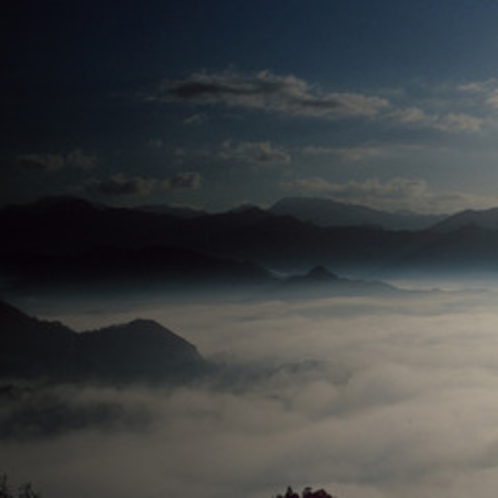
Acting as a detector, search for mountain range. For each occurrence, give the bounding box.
[0,300,207,384]
[269,197,446,230]
[2,195,498,284]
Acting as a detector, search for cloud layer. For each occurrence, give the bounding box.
[5,288,498,498]
[14,149,98,172]
[149,70,389,119]
[220,140,291,165]
[84,172,201,196]
[147,70,487,135]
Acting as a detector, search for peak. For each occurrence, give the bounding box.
[228,204,265,215]
[33,195,95,208]
[4,196,101,215]
[306,265,338,280]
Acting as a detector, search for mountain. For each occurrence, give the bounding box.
[269,197,446,230]
[1,244,274,291]
[134,204,207,218]
[75,319,207,383]
[4,196,498,280]
[0,301,75,378]
[429,207,498,233]
[0,301,207,383]
[280,265,399,297]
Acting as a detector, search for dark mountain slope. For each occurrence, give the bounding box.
[270,197,445,230]
[4,196,498,278]
[0,301,207,383]
[278,265,399,298]
[76,319,207,383]
[429,207,498,233]
[0,196,186,255]
[0,301,75,378]
[2,244,273,290]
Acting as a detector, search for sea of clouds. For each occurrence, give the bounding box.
[4,286,498,498]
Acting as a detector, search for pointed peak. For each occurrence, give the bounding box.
[306,265,339,280]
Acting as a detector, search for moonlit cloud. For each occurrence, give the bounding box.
[183,113,208,125]
[146,138,164,150]
[168,171,201,190]
[146,70,490,137]
[14,150,98,172]
[84,172,201,196]
[302,145,384,161]
[280,177,498,213]
[15,153,65,172]
[65,149,98,170]
[84,174,161,196]
[457,79,498,108]
[220,140,291,165]
[386,107,483,132]
[148,70,390,119]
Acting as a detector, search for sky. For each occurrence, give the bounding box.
[4,0,498,213]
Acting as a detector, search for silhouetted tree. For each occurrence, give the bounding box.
[275,486,334,498]
[0,476,40,498]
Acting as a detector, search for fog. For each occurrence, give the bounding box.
[4,285,498,498]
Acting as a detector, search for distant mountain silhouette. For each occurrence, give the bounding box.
[0,301,207,384]
[134,203,207,218]
[429,207,498,233]
[280,265,399,297]
[269,197,445,230]
[1,244,274,290]
[3,196,498,279]
[75,319,207,383]
[0,301,75,378]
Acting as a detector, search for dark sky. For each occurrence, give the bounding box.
[4,0,498,212]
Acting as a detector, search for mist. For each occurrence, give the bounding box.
[3,283,498,498]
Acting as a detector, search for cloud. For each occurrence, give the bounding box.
[220,140,291,165]
[148,70,390,119]
[146,138,164,150]
[84,172,201,196]
[15,153,65,172]
[302,145,384,161]
[84,174,160,196]
[183,113,208,126]
[280,176,498,214]
[457,79,498,109]
[168,171,201,190]
[65,149,98,170]
[143,71,496,135]
[13,149,98,172]
[6,290,498,498]
[386,107,483,132]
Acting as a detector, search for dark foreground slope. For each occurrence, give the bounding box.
[0,301,207,384]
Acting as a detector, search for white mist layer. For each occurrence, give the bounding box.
[3,288,498,498]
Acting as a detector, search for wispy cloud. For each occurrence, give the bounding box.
[168,171,201,190]
[15,153,65,172]
[148,70,390,119]
[220,140,291,165]
[84,172,201,196]
[183,113,208,126]
[301,145,384,161]
[386,107,483,132]
[457,78,498,109]
[13,149,98,172]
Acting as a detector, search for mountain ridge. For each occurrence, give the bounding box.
[269,196,446,230]
[3,196,498,278]
[0,301,207,384]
